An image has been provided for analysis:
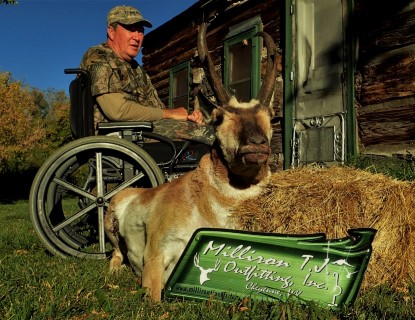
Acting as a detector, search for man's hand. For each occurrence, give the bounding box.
[163,107,189,121]
[187,109,205,125]
[164,107,205,125]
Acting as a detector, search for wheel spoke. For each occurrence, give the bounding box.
[52,202,96,232]
[95,152,106,253]
[104,171,145,200]
[53,176,96,201]
[97,206,106,253]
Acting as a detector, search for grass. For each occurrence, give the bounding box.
[1,195,415,319]
[347,153,415,181]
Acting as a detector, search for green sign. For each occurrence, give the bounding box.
[165,228,375,308]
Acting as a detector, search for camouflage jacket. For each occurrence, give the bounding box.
[79,43,164,122]
[79,43,215,145]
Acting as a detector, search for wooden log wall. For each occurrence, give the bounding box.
[355,0,415,156]
[143,0,415,166]
[143,0,285,170]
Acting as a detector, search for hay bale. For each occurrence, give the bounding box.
[232,166,415,290]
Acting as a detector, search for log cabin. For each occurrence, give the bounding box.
[142,0,415,170]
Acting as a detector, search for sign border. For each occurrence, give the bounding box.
[165,228,376,308]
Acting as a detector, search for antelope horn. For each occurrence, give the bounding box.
[256,31,279,108]
[197,23,230,106]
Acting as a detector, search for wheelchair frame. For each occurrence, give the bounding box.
[29,69,210,259]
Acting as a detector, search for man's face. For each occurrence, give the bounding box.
[108,23,144,62]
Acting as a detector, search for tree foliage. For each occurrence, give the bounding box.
[41,89,72,150]
[0,73,46,172]
[0,72,71,173]
[0,0,18,4]
[30,88,49,118]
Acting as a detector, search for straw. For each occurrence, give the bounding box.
[232,166,415,290]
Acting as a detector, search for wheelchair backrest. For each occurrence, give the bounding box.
[65,69,95,139]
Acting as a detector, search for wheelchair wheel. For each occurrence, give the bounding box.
[30,136,164,259]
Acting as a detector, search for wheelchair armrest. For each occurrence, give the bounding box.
[97,121,154,132]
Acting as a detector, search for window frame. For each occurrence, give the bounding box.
[169,60,190,111]
[223,16,262,101]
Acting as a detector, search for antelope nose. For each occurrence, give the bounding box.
[249,135,267,145]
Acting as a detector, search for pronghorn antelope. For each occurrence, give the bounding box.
[104,23,279,301]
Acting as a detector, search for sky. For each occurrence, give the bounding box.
[0,0,198,93]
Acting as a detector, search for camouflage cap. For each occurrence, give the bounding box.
[107,5,152,27]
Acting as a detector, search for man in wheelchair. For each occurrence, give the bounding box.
[79,5,214,146]
[30,5,218,260]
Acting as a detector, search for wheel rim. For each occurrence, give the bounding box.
[30,137,164,259]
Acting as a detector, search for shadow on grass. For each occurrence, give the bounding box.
[0,168,37,203]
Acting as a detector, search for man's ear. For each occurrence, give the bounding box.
[107,25,115,41]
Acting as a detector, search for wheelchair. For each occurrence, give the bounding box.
[29,69,210,260]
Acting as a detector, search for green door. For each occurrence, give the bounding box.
[284,0,355,168]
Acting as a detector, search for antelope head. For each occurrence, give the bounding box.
[197,23,279,185]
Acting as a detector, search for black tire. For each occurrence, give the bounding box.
[29,136,164,259]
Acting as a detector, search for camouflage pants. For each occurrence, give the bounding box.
[152,119,215,146]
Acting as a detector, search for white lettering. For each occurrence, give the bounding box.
[223,261,294,289]
[302,273,327,290]
[202,241,289,268]
[246,282,282,296]
[300,255,313,270]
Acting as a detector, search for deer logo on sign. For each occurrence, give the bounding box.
[193,253,221,285]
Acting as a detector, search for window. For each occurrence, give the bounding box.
[224,17,262,102]
[169,61,190,110]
